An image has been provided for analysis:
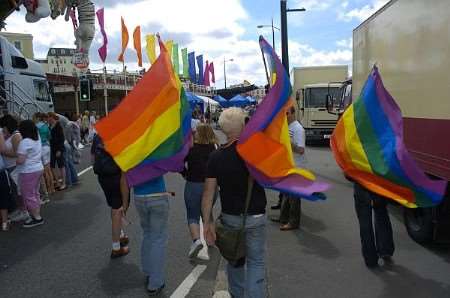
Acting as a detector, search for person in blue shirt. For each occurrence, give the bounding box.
[133,176,169,296]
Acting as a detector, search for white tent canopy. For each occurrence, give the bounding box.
[196,95,220,112]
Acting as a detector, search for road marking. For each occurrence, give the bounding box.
[77,166,93,177]
[170,264,207,298]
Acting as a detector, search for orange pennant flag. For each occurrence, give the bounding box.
[133,26,142,67]
[118,17,129,62]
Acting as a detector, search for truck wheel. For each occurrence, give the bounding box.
[403,207,434,244]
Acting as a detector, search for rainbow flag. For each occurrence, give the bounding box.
[95,37,192,186]
[236,36,329,200]
[330,66,447,208]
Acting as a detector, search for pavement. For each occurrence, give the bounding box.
[1,144,449,297]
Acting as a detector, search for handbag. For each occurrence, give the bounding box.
[215,176,254,266]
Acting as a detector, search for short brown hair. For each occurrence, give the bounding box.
[47,112,59,120]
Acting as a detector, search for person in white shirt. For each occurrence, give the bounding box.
[16,120,44,228]
[279,106,305,231]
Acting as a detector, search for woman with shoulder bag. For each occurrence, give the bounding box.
[202,108,267,298]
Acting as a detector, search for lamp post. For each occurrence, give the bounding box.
[257,18,280,52]
[223,58,234,89]
[280,0,306,74]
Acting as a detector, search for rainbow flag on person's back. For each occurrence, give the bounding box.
[330,66,447,208]
[236,36,330,200]
[95,37,192,186]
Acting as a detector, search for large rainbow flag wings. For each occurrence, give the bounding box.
[330,66,447,208]
[95,37,192,186]
[236,36,330,200]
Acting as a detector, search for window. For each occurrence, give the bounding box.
[51,49,56,55]
[34,80,51,102]
[61,49,65,55]
[305,87,341,108]
[64,59,67,64]
[14,41,22,51]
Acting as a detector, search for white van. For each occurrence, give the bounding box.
[0,35,54,119]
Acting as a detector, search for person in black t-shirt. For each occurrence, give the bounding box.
[182,123,218,259]
[201,107,267,298]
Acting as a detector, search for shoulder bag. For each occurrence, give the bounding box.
[215,176,254,267]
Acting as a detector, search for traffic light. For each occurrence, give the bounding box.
[79,79,90,101]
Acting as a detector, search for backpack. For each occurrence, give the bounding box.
[92,135,121,176]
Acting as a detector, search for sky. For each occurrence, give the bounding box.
[5,0,389,87]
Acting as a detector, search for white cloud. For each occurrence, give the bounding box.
[336,38,352,49]
[289,40,352,69]
[293,0,333,11]
[4,0,250,86]
[339,0,389,22]
[3,0,352,87]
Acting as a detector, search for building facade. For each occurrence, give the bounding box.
[248,86,266,102]
[47,48,80,76]
[0,32,34,59]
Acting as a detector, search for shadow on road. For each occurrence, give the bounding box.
[97,259,144,296]
[374,264,450,298]
[294,228,341,260]
[0,191,100,272]
[301,213,327,234]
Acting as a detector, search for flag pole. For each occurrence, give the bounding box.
[103,64,109,115]
[123,61,128,96]
[259,37,271,86]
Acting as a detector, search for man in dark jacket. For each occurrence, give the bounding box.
[353,182,395,268]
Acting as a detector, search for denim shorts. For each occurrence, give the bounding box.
[184,181,204,225]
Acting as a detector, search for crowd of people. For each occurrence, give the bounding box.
[0,110,98,231]
[90,105,396,297]
[1,104,396,297]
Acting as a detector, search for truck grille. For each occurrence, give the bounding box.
[311,120,337,127]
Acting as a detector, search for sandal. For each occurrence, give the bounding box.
[280,223,299,231]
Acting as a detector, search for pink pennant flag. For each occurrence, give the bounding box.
[203,60,210,86]
[96,8,108,63]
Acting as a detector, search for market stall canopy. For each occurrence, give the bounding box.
[185,91,204,112]
[213,95,230,108]
[229,94,251,107]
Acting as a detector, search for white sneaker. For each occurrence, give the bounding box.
[8,209,21,221]
[188,239,204,258]
[10,210,30,222]
[40,196,50,205]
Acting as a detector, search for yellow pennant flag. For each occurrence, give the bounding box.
[165,40,173,60]
[145,34,156,64]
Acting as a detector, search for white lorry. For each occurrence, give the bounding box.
[290,66,348,142]
[0,35,54,119]
[330,0,450,243]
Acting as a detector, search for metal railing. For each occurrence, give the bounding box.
[0,80,45,119]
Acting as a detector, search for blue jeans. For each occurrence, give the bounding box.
[64,143,78,185]
[134,196,169,290]
[221,213,267,298]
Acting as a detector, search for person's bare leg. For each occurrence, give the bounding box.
[59,167,66,188]
[111,208,123,244]
[51,167,60,188]
[188,223,200,241]
[44,165,55,193]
